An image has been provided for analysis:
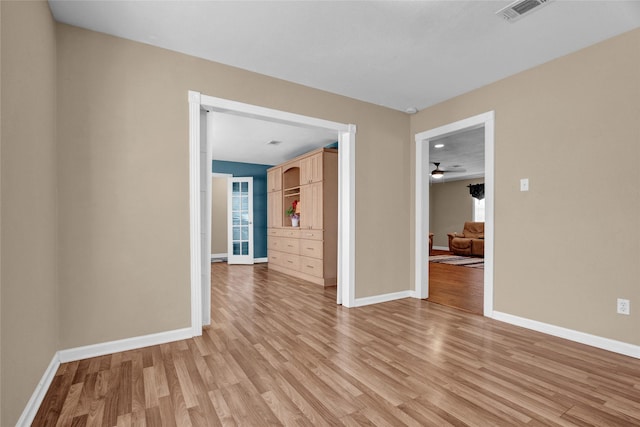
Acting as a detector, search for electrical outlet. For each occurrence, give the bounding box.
[520,178,529,192]
[617,298,630,315]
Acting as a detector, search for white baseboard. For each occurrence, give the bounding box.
[20,327,194,425]
[492,311,640,359]
[58,327,193,363]
[432,245,449,251]
[211,255,267,263]
[354,290,413,307]
[16,353,61,427]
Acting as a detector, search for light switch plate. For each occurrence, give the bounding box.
[520,178,529,192]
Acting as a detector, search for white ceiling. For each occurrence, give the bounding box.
[429,127,485,182]
[208,113,337,165]
[48,0,640,166]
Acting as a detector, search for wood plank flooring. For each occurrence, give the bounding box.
[34,262,640,426]
[428,250,484,315]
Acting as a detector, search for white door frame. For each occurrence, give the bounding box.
[189,91,356,335]
[414,111,495,316]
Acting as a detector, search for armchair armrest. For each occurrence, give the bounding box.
[447,232,458,252]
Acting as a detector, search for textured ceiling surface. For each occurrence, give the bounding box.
[48,0,640,168]
[49,0,640,112]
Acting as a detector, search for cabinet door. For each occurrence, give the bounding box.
[300,182,323,230]
[267,168,282,192]
[267,190,283,228]
[300,153,323,184]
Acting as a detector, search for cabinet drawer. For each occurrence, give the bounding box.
[282,253,300,270]
[268,250,286,267]
[300,256,323,278]
[280,237,299,255]
[299,230,323,241]
[267,228,283,237]
[299,239,323,259]
[281,228,300,238]
[269,236,299,254]
[268,236,284,251]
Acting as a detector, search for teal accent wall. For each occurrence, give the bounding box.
[325,141,339,149]
[212,160,272,259]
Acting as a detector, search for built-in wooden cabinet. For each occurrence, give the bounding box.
[300,154,323,184]
[267,190,283,228]
[267,167,282,192]
[267,148,338,286]
[300,182,323,230]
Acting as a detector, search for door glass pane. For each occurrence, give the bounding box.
[233,226,240,241]
[241,241,249,255]
[233,242,240,255]
[241,182,248,193]
[232,196,240,211]
[241,226,248,240]
[233,182,239,192]
[232,212,240,225]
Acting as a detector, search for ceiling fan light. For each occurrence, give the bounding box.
[432,171,444,179]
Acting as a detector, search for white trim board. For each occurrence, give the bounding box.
[254,257,268,263]
[58,327,193,363]
[189,90,357,327]
[188,91,204,335]
[17,326,193,426]
[16,353,61,427]
[414,111,495,315]
[492,311,640,359]
[432,245,449,251]
[353,290,413,307]
[211,253,227,259]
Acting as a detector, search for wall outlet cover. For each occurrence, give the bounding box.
[617,298,630,315]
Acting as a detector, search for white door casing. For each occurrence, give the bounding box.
[414,111,495,316]
[189,91,356,335]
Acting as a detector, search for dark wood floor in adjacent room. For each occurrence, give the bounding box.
[34,262,640,426]
[427,249,484,315]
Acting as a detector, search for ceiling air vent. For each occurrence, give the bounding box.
[496,0,553,22]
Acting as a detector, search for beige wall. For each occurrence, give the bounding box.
[1,1,59,424]
[430,178,484,248]
[411,29,640,345]
[211,176,228,254]
[56,23,409,348]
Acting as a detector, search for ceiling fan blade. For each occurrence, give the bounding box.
[442,168,467,173]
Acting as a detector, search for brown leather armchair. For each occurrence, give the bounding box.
[448,222,484,257]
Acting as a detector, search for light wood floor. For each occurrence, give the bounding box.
[428,250,484,315]
[34,263,640,426]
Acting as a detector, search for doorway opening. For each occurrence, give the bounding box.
[414,111,494,316]
[189,91,356,335]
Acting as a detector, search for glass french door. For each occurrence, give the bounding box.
[227,177,254,264]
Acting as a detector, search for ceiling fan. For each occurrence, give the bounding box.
[431,162,467,179]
